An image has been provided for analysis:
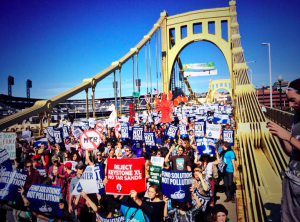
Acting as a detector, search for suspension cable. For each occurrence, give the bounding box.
[132,56,135,107]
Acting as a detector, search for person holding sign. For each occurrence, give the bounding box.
[166,185,202,222]
[165,145,192,171]
[146,184,168,222]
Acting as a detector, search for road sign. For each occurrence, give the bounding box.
[79,130,101,151]
[95,122,105,134]
[132,92,140,98]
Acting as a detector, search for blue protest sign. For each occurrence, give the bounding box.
[144,132,156,150]
[192,186,211,212]
[33,138,48,147]
[62,126,69,138]
[120,123,129,141]
[222,130,234,146]
[220,114,229,125]
[178,123,188,139]
[36,167,47,177]
[194,120,206,137]
[94,164,105,195]
[166,125,178,140]
[27,184,63,217]
[0,171,27,201]
[195,137,216,155]
[128,125,133,138]
[53,129,64,146]
[0,149,13,171]
[161,170,193,202]
[131,127,144,143]
[96,214,125,222]
[212,113,222,123]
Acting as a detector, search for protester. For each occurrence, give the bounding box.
[207,204,231,222]
[122,145,137,158]
[165,145,192,171]
[266,78,300,221]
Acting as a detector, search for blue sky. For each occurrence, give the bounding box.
[0,0,299,100]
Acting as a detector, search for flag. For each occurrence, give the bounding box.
[154,88,159,94]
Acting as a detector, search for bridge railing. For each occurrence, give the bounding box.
[264,106,293,131]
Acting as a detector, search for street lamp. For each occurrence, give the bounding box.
[262,83,265,105]
[278,74,283,110]
[262,43,272,107]
[246,61,256,84]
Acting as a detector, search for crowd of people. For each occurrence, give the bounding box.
[0,102,236,222]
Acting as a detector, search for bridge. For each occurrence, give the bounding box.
[0,1,287,221]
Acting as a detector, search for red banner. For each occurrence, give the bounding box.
[105,158,146,195]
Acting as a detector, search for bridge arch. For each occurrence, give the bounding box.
[161,6,233,93]
[208,79,232,103]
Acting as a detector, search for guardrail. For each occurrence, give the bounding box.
[265,106,293,130]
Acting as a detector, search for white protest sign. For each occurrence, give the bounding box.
[79,130,101,151]
[89,118,96,128]
[21,131,32,142]
[63,126,69,138]
[2,133,16,159]
[72,166,98,196]
[150,156,164,167]
[64,161,78,171]
[206,124,221,139]
[73,128,83,139]
[95,122,105,134]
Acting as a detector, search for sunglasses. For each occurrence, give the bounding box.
[26,165,33,168]
[125,150,130,152]
[97,154,101,156]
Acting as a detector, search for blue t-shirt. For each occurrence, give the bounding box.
[224,150,235,173]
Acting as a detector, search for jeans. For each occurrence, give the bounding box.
[223,172,234,199]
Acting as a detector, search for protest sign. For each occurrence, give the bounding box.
[193,187,211,212]
[96,214,125,222]
[34,138,48,147]
[27,184,63,217]
[194,120,206,137]
[195,137,216,155]
[166,125,178,140]
[89,118,96,128]
[179,123,188,139]
[21,131,32,142]
[95,122,105,134]
[212,113,222,123]
[206,124,221,139]
[62,126,69,138]
[64,161,78,171]
[73,128,83,139]
[46,126,54,137]
[2,133,16,160]
[53,129,64,146]
[0,171,27,201]
[106,158,145,195]
[131,127,144,143]
[161,170,193,202]
[0,149,13,171]
[220,114,229,125]
[222,130,234,146]
[144,132,156,149]
[120,123,129,141]
[148,165,161,185]
[72,165,98,196]
[150,156,164,167]
[94,164,105,195]
[79,130,101,151]
[0,133,3,150]
[36,167,47,177]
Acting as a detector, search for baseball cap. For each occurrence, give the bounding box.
[65,162,72,169]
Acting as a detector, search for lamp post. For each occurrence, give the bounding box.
[262,43,272,107]
[262,83,265,105]
[278,74,283,110]
[246,61,256,84]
